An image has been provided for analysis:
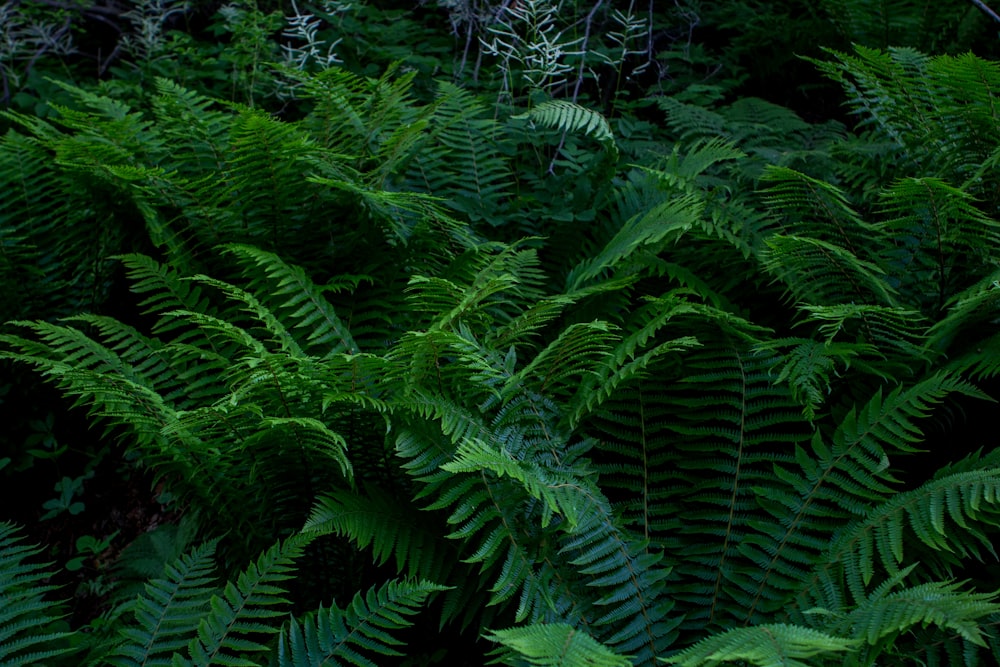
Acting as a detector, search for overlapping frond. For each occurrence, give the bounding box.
[404,82,514,226]
[745,374,987,621]
[487,622,631,667]
[275,578,447,667]
[661,623,857,667]
[183,534,312,666]
[0,523,78,665]
[107,540,221,667]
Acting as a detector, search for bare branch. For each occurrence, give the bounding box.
[969,0,1000,24]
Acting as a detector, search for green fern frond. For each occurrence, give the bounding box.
[566,292,703,428]
[513,100,616,147]
[220,244,359,356]
[641,334,810,628]
[441,436,590,529]
[745,373,988,620]
[759,166,878,251]
[107,539,220,667]
[758,338,876,419]
[567,193,705,290]
[763,234,896,306]
[505,321,618,401]
[878,177,1000,314]
[799,303,928,357]
[814,46,1000,187]
[661,623,857,667]
[487,622,631,666]
[305,488,454,582]
[116,253,226,353]
[556,505,679,661]
[804,466,1000,607]
[927,269,1000,371]
[843,574,1000,650]
[0,523,79,665]
[183,534,313,666]
[404,81,514,226]
[275,578,448,667]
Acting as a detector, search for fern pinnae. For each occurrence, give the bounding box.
[275,578,448,667]
[661,623,857,667]
[183,533,314,666]
[219,244,359,356]
[107,540,221,667]
[0,523,80,665]
[745,373,989,621]
[798,463,1000,613]
[487,622,632,667]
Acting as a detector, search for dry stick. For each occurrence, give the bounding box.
[969,0,1000,24]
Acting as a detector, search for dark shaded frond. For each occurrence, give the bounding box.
[275,579,447,667]
[0,523,78,665]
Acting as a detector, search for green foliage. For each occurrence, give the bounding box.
[662,624,857,667]
[3,14,1000,667]
[0,523,79,665]
[487,623,632,666]
[276,579,449,667]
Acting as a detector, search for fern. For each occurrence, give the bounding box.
[183,534,312,666]
[513,99,615,146]
[305,487,456,584]
[877,177,1000,315]
[275,578,447,667]
[106,539,221,667]
[661,623,857,667]
[0,523,79,665]
[404,81,514,227]
[487,622,631,666]
[800,462,1000,611]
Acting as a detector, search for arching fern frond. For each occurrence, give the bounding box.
[841,572,1000,661]
[404,81,514,227]
[661,623,857,667]
[801,464,1000,611]
[220,244,360,356]
[183,533,314,666]
[759,166,876,245]
[763,234,895,306]
[486,622,631,667]
[567,193,705,291]
[758,337,877,420]
[305,487,456,584]
[877,177,1000,315]
[0,523,79,665]
[275,578,447,667]
[745,373,989,621]
[505,321,617,402]
[106,539,221,667]
[513,100,615,147]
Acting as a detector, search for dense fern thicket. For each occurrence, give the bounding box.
[3,1,1000,666]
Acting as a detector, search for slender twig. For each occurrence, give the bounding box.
[968,0,1000,24]
[24,16,72,77]
[98,43,122,76]
[571,0,604,103]
[544,0,606,175]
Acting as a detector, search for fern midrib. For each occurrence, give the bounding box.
[745,401,896,622]
[139,578,190,667]
[709,347,750,625]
